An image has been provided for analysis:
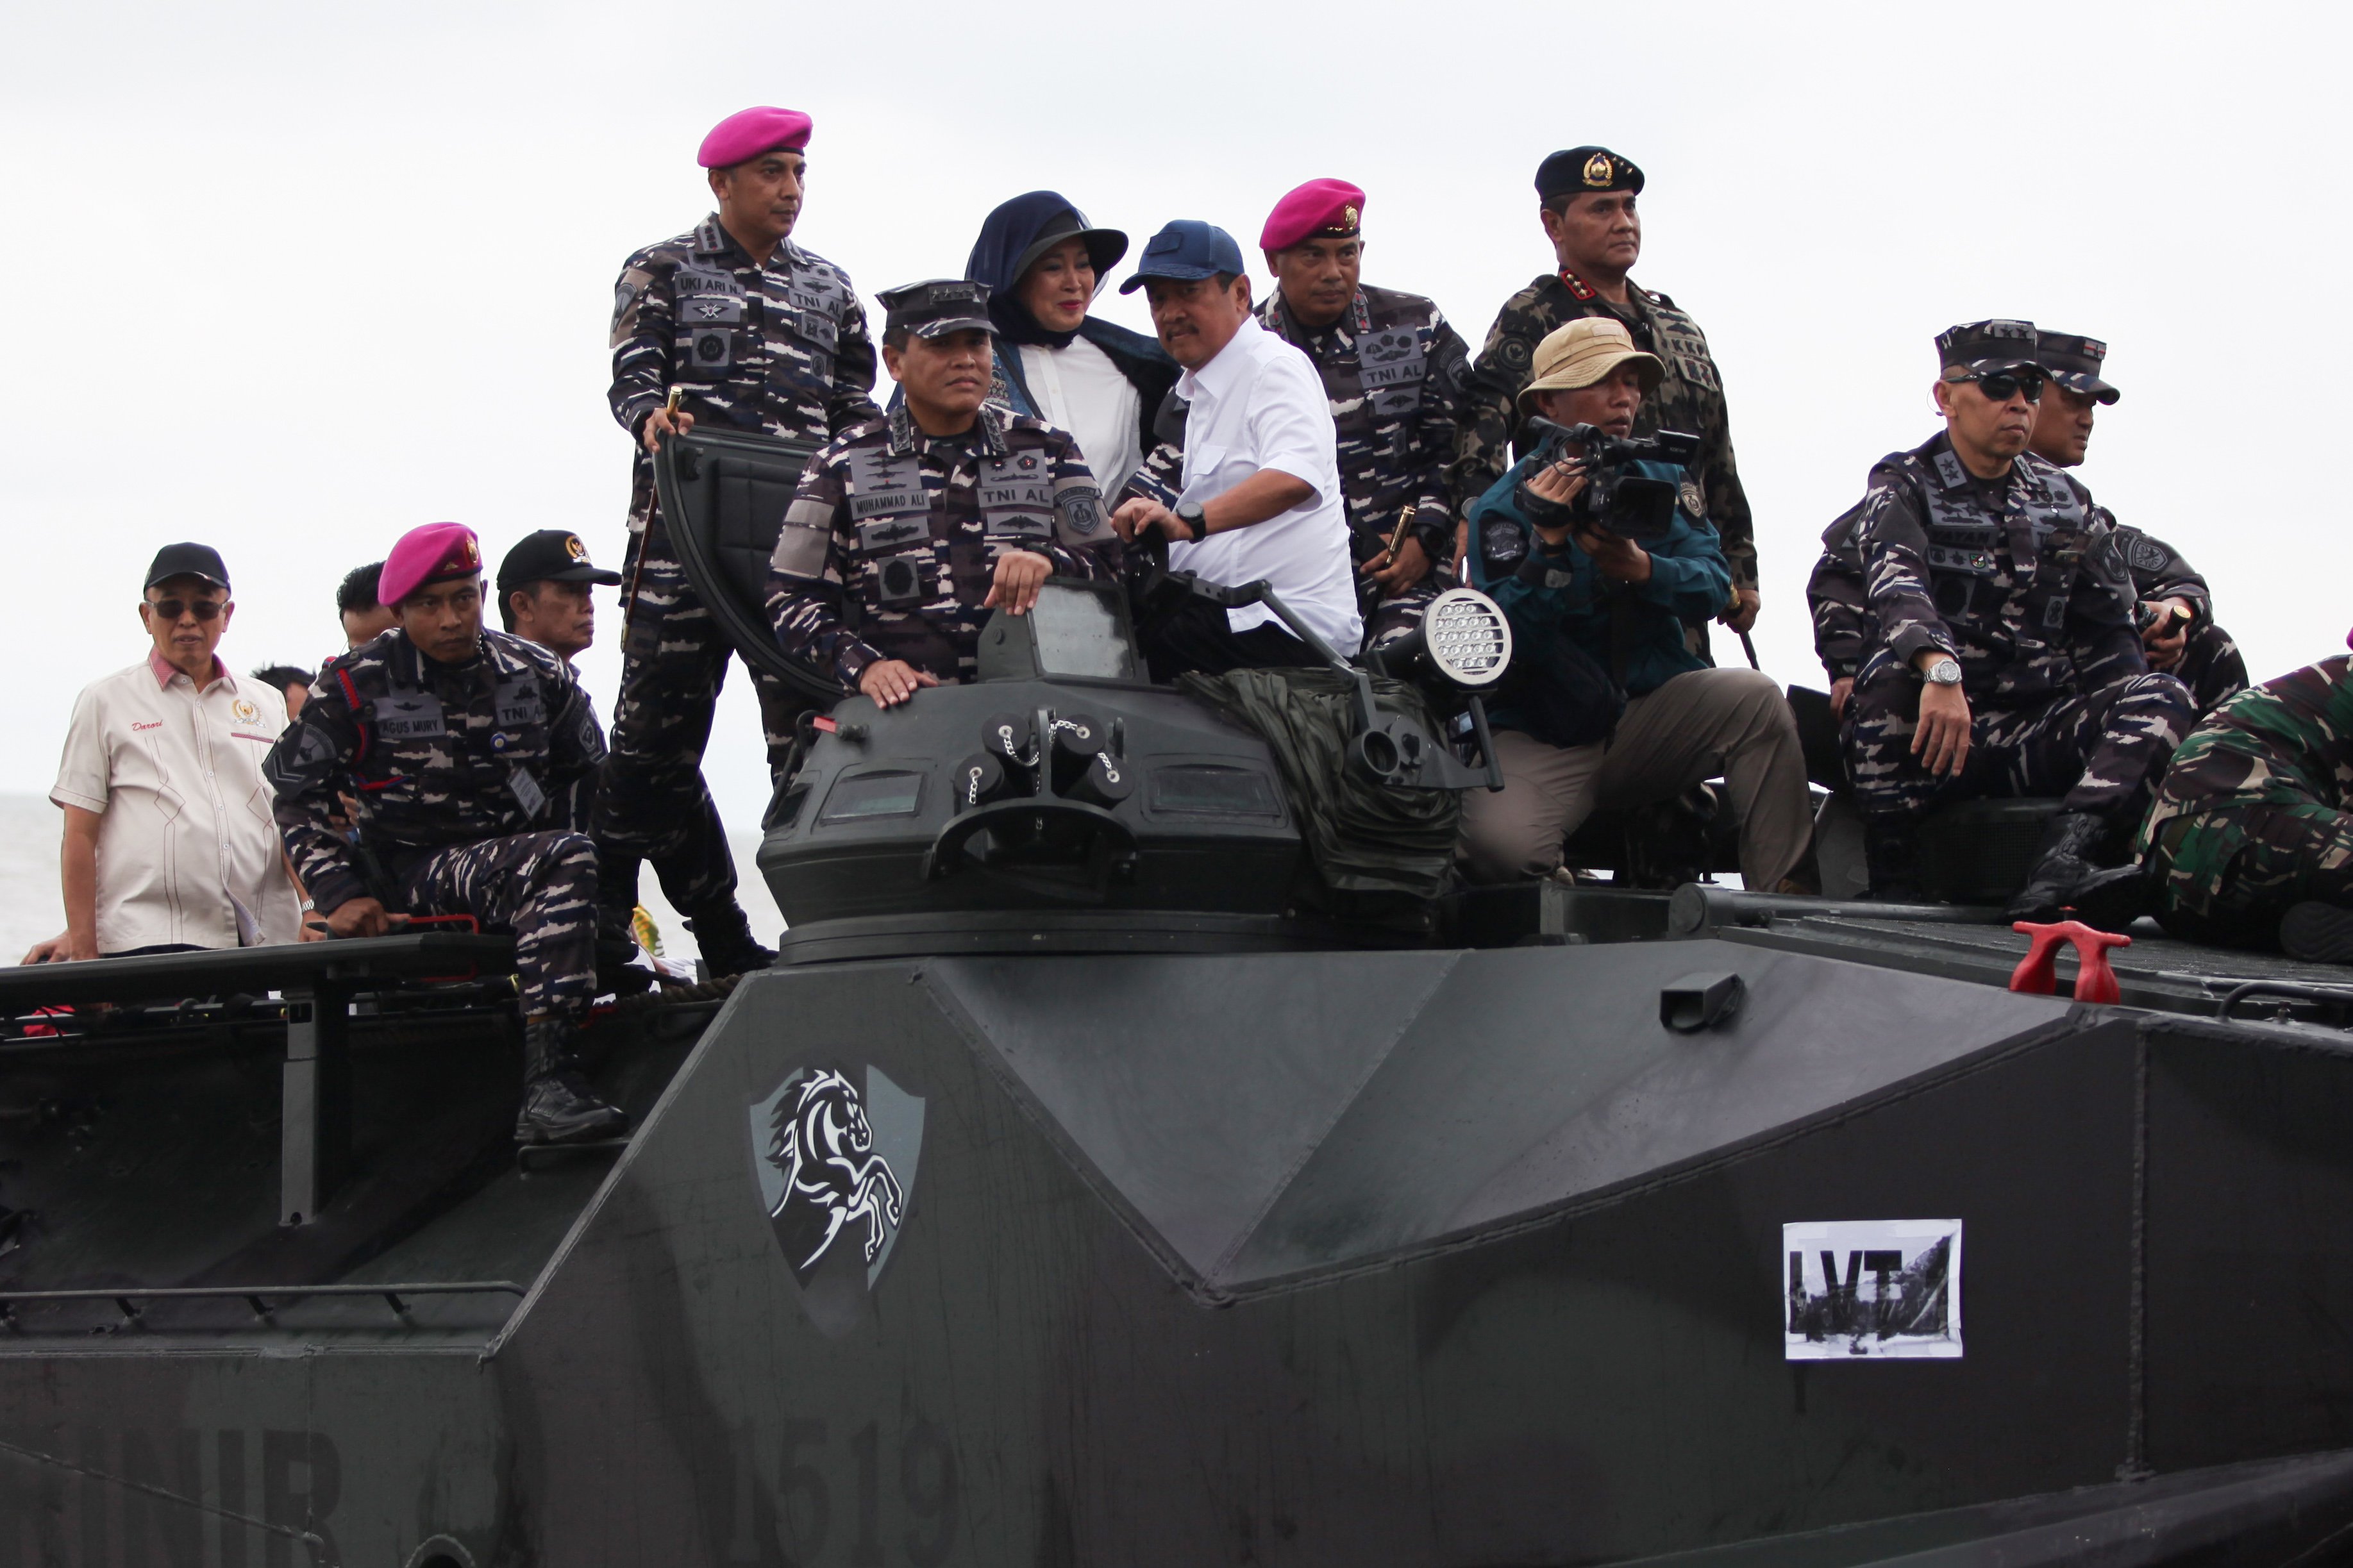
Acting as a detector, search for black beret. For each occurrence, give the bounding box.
[1536,146,1644,203]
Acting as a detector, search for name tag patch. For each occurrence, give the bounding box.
[847,450,926,521]
[373,694,446,740]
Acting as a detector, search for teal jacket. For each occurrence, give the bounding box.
[1466,455,1729,700]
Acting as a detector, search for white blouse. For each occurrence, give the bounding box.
[1017,335,1144,499]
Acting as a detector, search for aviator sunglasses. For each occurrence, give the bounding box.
[144,595,226,622]
[1946,368,2045,403]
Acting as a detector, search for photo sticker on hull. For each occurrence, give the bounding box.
[1784,1219,1962,1360]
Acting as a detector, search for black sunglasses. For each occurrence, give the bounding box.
[1948,369,2045,403]
[146,596,226,622]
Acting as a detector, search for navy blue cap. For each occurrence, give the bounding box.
[1118,220,1246,294]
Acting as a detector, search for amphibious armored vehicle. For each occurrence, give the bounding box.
[7,428,2353,1566]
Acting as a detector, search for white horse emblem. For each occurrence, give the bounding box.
[767,1068,905,1281]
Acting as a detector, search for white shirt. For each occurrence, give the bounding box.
[50,653,301,954]
[1166,316,1363,653]
[1018,336,1143,500]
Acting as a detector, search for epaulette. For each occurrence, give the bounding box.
[830,414,892,455]
[1641,285,1678,310]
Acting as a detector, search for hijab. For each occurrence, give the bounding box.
[965,190,1128,350]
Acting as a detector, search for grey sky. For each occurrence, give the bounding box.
[4,0,2343,832]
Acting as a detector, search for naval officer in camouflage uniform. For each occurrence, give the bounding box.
[1450,147,1758,641]
[1807,334,2243,722]
[599,105,880,975]
[1252,178,1471,647]
[265,524,628,1146]
[1841,321,2194,917]
[2138,644,2353,958]
[2029,331,2248,713]
[767,280,1109,702]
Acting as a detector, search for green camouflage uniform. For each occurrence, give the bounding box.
[2139,655,2353,947]
[1449,268,1753,596]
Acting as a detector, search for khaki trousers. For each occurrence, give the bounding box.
[1460,667,1813,888]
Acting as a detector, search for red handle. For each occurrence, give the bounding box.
[2009,920,2131,1003]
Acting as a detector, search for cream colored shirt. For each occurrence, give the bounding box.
[50,653,301,953]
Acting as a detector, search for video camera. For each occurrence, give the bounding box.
[1520,419,1703,542]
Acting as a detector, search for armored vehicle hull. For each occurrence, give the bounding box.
[10,913,2353,1565]
[8,429,2352,1564]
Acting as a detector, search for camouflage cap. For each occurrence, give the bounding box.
[1536,146,1643,203]
[878,279,993,340]
[1936,319,2039,376]
[2036,330,2120,405]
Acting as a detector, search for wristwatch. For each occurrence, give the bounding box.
[1923,656,1963,686]
[1173,501,1207,540]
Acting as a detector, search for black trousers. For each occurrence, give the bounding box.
[1140,597,1329,683]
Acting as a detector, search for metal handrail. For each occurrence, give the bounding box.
[0,1279,526,1328]
[2215,978,2353,1023]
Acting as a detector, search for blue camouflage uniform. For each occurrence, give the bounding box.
[600,215,880,915]
[1841,431,2193,830]
[265,628,606,1022]
[766,403,1107,687]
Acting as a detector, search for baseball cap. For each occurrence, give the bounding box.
[498,530,623,593]
[1118,221,1247,294]
[144,542,230,592]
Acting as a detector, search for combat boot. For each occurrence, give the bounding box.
[2066,863,2156,934]
[2006,811,2112,924]
[685,900,776,979]
[516,1019,631,1146]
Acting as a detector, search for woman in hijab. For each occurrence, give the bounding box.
[966,191,1176,500]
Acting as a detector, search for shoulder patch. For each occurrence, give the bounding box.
[1679,480,1705,519]
[2129,535,2171,572]
[1481,517,1528,572]
[1497,335,1535,371]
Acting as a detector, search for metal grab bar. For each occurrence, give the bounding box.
[0,1279,526,1328]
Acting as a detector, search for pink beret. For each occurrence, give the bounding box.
[1260,178,1366,257]
[698,106,813,169]
[381,522,483,607]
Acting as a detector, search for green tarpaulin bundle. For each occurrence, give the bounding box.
[1178,667,1462,919]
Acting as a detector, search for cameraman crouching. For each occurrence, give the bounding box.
[1459,320,1813,889]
